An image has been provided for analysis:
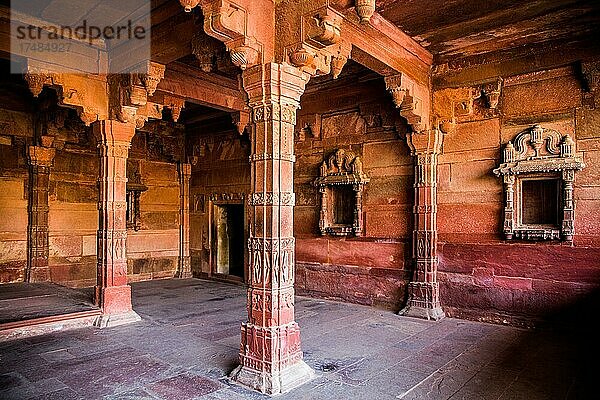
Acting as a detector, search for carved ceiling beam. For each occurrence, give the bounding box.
[155,63,246,112]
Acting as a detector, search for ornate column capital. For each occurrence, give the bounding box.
[407,129,444,156]
[28,145,56,168]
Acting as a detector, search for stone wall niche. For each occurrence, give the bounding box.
[315,149,369,236]
[493,125,585,241]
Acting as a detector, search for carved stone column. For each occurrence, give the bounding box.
[229,63,314,395]
[27,144,56,282]
[178,162,192,278]
[402,129,445,320]
[93,120,140,327]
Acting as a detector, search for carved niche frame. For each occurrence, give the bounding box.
[315,149,370,236]
[493,125,585,241]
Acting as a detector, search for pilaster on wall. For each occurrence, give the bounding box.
[178,162,192,278]
[92,120,141,328]
[26,143,56,282]
[228,63,314,395]
[403,129,445,320]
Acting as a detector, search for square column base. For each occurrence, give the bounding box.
[93,310,141,328]
[399,304,445,321]
[229,360,314,396]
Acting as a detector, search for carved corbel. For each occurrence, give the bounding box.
[329,41,351,79]
[140,62,166,97]
[193,0,262,71]
[228,37,261,71]
[581,61,600,108]
[355,0,375,24]
[306,9,342,48]
[109,74,144,124]
[295,113,322,141]
[191,31,224,72]
[164,96,186,122]
[24,63,107,126]
[231,110,250,135]
[481,78,503,110]
[385,74,431,132]
[24,68,55,97]
[432,86,483,134]
[135,102,164,129]
[180,0,200,12]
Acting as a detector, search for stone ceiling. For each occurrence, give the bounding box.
[376,0,600,64]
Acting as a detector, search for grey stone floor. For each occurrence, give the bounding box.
[0,278,594,399]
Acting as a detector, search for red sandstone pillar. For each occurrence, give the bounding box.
[229,63,314,394]
[402,129,445,320]
[178,162,192,278]
[26,143,55,282]
[92,120,140,327]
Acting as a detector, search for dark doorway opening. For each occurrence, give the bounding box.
[214,204,245,280]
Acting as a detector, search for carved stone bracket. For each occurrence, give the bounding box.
[493,125,585,241]
[191,31,225,72]
[24,63,108,126]
[231,110,251,135]
[385,74,431,132]
[163,95,186,122]
[181,0,263,71]
[355,0,376,24]
[581,61,600,108]
[109,62,167,126]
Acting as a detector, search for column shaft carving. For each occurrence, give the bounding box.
[93,120,140,327]
[403,129,445,320]
[27,145,55,282]
[178,162,192,278]
[229,63,314,395]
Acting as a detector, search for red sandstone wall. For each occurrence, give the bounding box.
[437,66,600,325]
[294,73,413,310]
[126,121,185,282]
[0,109,30,282]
